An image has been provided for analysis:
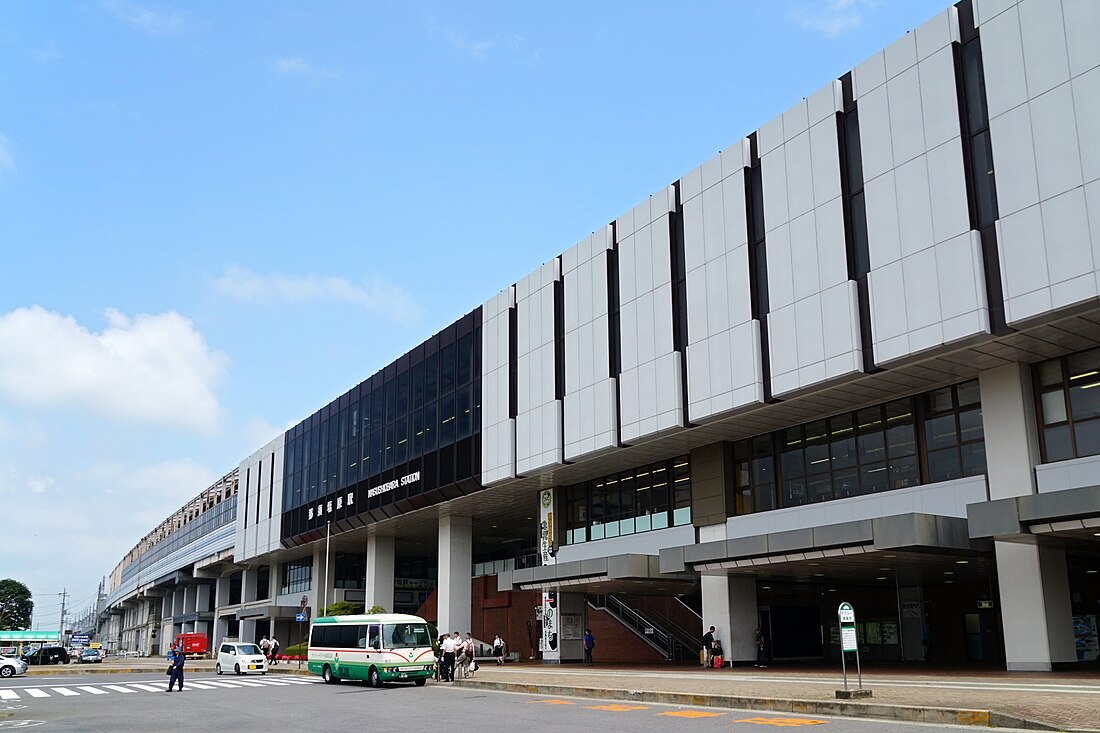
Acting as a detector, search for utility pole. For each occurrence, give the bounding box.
[58,588,68,646]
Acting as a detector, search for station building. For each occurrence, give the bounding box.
[100,0,1100,671]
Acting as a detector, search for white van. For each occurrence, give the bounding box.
[215,642,268,675]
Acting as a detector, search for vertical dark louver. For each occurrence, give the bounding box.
[744,132,774,401]
[508,303,518,419]
[608,221,623,444]
[553,258,568,460]
[838,72,879,374]
[955,0,1007,333]
[669,181,692,426]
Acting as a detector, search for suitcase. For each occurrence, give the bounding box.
[700,649,706,666]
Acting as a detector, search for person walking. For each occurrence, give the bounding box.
[259,635,272,664]
[702,626,716,668]
[754,627,767,668]
[492,634,505,666]
[440,632,457,682]
[582,628,595,666]
[165,645,185,692]
[270,635,280,666]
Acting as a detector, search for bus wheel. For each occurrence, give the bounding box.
[369,666,382,688]
[323,665,339,684]
[414,678,426,687]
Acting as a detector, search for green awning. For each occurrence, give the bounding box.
[0,630,60,642]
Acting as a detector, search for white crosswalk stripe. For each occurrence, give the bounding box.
[0,676,322,700]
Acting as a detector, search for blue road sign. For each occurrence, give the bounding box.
[295,613,306,622]
[70,634,91,645]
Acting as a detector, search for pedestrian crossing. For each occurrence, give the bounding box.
[0,676,318,701]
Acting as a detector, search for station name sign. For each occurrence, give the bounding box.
[367,471,421,498]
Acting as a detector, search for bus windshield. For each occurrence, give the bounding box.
[383,623,432,649]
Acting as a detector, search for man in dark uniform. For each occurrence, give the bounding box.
[166,645,185,691]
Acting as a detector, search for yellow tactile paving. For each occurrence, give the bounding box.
[658,710,726,718]
[584,703,651,712]
[733,717,827,727]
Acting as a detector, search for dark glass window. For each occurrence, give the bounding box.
[1036,348,1100,461]
[280,558,312,595]
[334,553,365,590]
[561,456,690,546]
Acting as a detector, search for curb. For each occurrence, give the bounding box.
[451,679,1062,731]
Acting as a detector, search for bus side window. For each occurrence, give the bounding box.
[368,624,381,650]
[357,624,367,649]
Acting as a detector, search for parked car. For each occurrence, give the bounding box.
[0,655,28,678]
[215,642,267,675]
[21,646,69,665]
[77,648,103,664]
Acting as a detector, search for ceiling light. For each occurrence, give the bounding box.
[943,571,954,575]
[813,573,825,577]
[876,577,887,580]
[945,580,954,584]
[955,560,969,565]
[878,567,891,571]
[1087,570,1098,574]
[761,586,771,590]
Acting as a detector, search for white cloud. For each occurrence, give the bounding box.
[274,57,340,79]
[36,41,63,62]
[0,133,13,172]
[101,0,185,36]
[792,0,874,37]
[244,417,292,450]
[445,30,528,60]
[0,306,227,433]
[214,266,423,326]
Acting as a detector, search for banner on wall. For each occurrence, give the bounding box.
[539,488,555,565]
[541,591,558,653]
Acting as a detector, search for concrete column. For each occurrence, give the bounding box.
[980,364,1075,670]
[437,514,472,636]
[195,584,211,614]
[312,544,336,614]
[173,588,185,617]
[240,618,257,645]
[897,587,925,662]
[366,534,396,613]
[242,569,259,603]
[184,585,197,614]
[995,541,1076,670]
[979,363,1041,500]
[700,574,758,664]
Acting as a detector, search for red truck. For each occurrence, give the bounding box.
[173,633,209,659]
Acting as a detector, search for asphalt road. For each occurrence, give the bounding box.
[0,672,999,732]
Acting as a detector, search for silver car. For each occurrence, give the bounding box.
[0,655,28,678]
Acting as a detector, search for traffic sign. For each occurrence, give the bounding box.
[295,613,306,622]
[71,634,91,645]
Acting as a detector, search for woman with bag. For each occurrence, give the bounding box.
[492,634,505,666]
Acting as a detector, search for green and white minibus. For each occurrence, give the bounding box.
[307,613,435,687]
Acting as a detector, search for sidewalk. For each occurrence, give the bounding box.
[23,658,1100,731]
[450,662,1100,732]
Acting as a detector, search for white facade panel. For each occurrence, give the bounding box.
[682,140,763,422]
[563,227,619,461]
[480,287,516,485]
[856,19,988,365]
[515,260,563,474]
[235,436,285,562]
[982,0,1100,325]
[762,81,862,396]
[617,188,683,444]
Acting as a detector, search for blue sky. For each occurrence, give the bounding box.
[0,0,949,627]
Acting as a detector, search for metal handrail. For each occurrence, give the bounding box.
[588,594,691,661]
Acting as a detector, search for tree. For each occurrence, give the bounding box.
[366,605,386,614]
[322,601,363,616]
[0,579,33,630]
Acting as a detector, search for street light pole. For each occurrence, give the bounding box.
[323,521,331,615]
